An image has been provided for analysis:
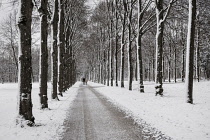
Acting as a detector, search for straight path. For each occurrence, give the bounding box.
[61,84,148,140]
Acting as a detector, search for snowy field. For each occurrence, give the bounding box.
[0,82,80,140]
[89,80,210,140]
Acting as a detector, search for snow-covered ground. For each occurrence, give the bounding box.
[89,80,210,140]
[0,82,80,140]
[0,81,209,140]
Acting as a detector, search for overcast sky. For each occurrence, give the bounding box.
[87,0,101,8]
[0,0,13,23]
[0,0,102,23]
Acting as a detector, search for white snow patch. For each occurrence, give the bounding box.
[0,82,80,140]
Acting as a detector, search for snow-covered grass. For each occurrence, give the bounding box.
[0,82,80,140]
[89,80,210,140]
[0,80,209,140]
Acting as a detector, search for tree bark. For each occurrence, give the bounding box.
[120,0,126,88]
[115,0,119,87]
[162,56,165,82]
[17,0,35,125]
[155,0,164,95]
[185,0,196,104]
[107,48,110,86]
[103,49,107,85]
[135,59,138,81]
[69,43,73,86]
[64,26,71,91]
[174,47,177,83]
[127,0,132,90]
[148,60,151,81]
[196,12,200,82]
[108,1,114,87]
[58,0,65,96]
[137,0,144,92]
[168,44,171,82]
[182,48,185,82]
[39,0,48,109]
[154,0,174,95]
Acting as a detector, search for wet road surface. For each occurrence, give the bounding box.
[61,84,146,140]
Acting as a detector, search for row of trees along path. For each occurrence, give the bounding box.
[16,0,85,126]
[10,0,209,126]
[83,0,201,103]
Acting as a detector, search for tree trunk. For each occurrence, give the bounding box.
[127,1,132,91]
[120,0,126,88]
[58,0,65,96]
[69,44,73,86]
[148,60,151,81]
[196,13,200,82]
[185,0,196,104]
[155,0,164,95]
[107,48,110,86]
[174,47,177,83]
[115,0,119,87]
[135,59,138,81]
[162,56,165,82]
[17,0,35,125]
[182,48,185,82]
[110,21,114,86]
[168,44,171,82]
[152,49,155,81]
[39,0,48,109]
[137,0,144,92]
[64,27,71,90]
[103,49,106,85]
[196,32,200,82]
[180,21,185,82]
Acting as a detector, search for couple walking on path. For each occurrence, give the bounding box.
[82,77,88,85]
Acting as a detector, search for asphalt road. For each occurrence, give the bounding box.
[61,84,148,140]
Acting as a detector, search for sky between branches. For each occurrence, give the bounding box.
[0,0,101,23]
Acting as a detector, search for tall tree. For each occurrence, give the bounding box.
[109,0,114,87]
[120,0,127,88]
[127,0,133,90]
[185,0,196,104]
[17,0,35,125]
[51,0,59,100]
[154,0,175,95]
[106,0,113,86]
[136,0,154,92]
[114,0,119,87]
[58,0,65,96]
[196,1,200,82]
[137,0,144,92]
[38,0,48,109]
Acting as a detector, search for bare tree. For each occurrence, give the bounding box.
[58,0,65,96]
[16,0,35,126]
[114,0,120,87]
[38,0,48,109]
[185,0,196,104]
[120,0,127,88]
[106,0,114,87]
[51,0,59,100]
[127,0,133,90]
[154,0,175,96]
[136,0,154,92]
[196,1,200,82]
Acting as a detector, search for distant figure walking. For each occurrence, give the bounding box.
[82,78,86,85]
